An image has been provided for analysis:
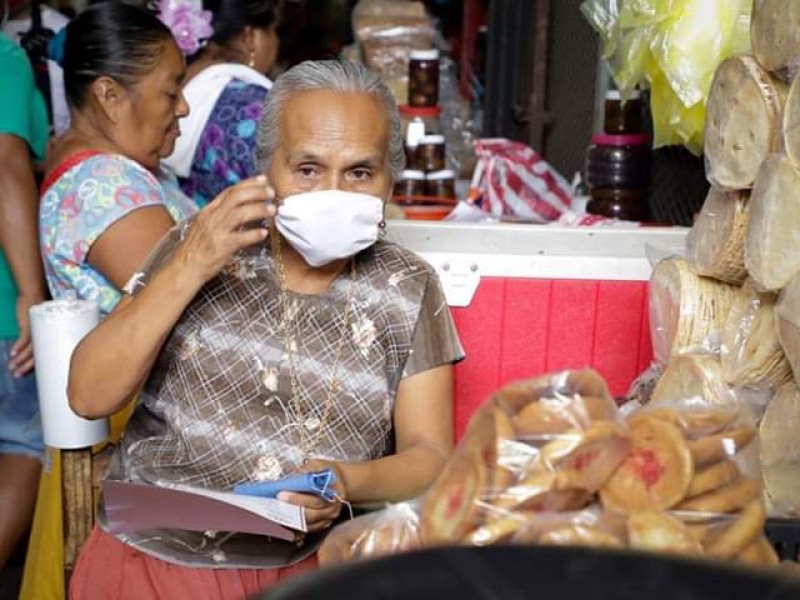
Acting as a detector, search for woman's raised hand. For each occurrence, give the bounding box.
[175,175,275,284]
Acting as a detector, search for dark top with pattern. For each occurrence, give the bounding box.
[101,224,464,569]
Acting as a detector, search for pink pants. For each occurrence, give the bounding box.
[70,526,317,600]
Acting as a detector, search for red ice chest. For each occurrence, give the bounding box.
[388,221,687,439]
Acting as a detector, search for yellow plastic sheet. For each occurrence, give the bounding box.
[581,0,753,155]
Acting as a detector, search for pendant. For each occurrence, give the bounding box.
[254,455,283,480]
[261,367,279,392]
[304,417,321,431]
[263,395,279,408]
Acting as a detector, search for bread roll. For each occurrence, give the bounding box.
[685,188,749,285]
[704,55,785,189]
[776,274,800,388]
[760,382,800,466]
[649,259,740,365]
[721,281,792,389]
[745,153,800,292]
[751,0,800,82]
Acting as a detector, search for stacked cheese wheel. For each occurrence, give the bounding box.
[319,370,778,569]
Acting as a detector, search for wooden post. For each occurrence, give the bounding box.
[62,448,94,586]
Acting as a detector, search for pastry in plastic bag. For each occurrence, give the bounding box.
[751,0,800,82]
[627,511,703,556]
[317,502,420,566]
[685,188,749,285]
[649,258,740,365]
[600,415,693,514]
[651,355,734,410]
[721,281,791,389]
[745,153,800,292]
[704,56,786,190]
[759,382,800,514]
[776,273,800,388]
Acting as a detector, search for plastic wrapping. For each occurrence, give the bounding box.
[352,0,435,79]
[781,67,800,172]
[775,271,800,388]
[318,503,421,566]
[759,382,800,516]
[745,153,800,292]
[751,0,800,83]
[685,187,749,285]
[469,139,574,223]
[648,258,740,366]
[721,280,792,390]
[320,368,777,569]
[703,56,786,191]
[651,355,734,408]
[581,0,753,155]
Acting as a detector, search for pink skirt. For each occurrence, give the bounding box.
[70,526,318,600]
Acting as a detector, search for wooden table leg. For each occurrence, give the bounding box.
[62,448,93,588]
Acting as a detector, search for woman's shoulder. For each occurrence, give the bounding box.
[45,151,162,195]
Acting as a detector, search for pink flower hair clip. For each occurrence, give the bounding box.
[157,0,213,56]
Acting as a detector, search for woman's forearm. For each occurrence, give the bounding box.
[68,252,205,418]
[339,443,450,505]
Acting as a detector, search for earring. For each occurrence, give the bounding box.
[378,219,387,238]
[248,50,256,69]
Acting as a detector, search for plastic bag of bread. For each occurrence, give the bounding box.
[776,272,800,388]
[317,502,421,567]
[649,258,741,365]
[650,355,734,408]
[510,505,627,550]
[759,382,800,515]
[352,0,434,78]
[721,280,792,390]
[419,370,630,547]
[685,188,749,284]
[751,0,800,83]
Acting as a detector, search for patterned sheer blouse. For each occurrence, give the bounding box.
[102,222,464,569]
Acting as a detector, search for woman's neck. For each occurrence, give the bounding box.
[184,45,248,86]
[46,113,121,173]
[274,232,349,296]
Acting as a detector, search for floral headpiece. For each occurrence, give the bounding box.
[157,0,213,56]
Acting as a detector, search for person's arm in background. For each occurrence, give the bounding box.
[0,134,47,377]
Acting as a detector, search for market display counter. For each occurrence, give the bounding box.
[386,221,688,437]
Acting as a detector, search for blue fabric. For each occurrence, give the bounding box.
[0,339,42,460]
[179,80,268,207]
[233,469,338,502]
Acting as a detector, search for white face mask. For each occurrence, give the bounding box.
[275,190,384,268]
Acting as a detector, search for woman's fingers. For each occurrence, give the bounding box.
[278,491,342,533]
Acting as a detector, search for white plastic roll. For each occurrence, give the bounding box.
[30,300,109,448]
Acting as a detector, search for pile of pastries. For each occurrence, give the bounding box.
[319,370,778,569]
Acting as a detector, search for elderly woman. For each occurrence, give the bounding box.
[67,59,463,598]
[162,0,280,207]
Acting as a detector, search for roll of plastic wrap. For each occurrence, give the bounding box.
[30,299,109,448]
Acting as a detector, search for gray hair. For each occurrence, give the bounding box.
[257,59,405,180]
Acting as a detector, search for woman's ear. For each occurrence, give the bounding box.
[90,76,127,124]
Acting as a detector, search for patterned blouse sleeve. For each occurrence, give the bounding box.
[402,272,465,379]
[63,156,173,266]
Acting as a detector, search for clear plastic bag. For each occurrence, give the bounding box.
[759,382,800,516]
[648,258,741,365]
[721,281,792,390]
[317,502,421,566]
[776,272,800,389]
[417,370,629,546]
[352,0,435,78]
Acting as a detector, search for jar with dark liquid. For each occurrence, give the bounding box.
[425,169,456,200]
[604,90,643,134]
[415,134,446,172]
[408,49,440,107]
[585,133,651,222]
[393,170,426,204]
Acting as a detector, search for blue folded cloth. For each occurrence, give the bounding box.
[232,469,338,502]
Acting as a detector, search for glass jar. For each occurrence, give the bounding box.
[400,106,442,168]
[585,134,651,221]
[393,170,426,204]
[604,90,643,134]
[415,134,446,172]
[425,169,456,200]
[408,49,440,107]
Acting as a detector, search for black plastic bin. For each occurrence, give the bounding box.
[261,545,800,600]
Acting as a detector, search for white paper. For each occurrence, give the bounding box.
[30,299,109,448]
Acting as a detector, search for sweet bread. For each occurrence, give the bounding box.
[497,370,614,416]
[706,500,765,559]
[420,449,487,545]
[677,477,761,513]
[537,526,624,549]
[642,407,737,439]
[466,406,517,491]
[532,421,631,492]
[687,460,741,498]
[627,512,703,556]
[736,535,780,567]
[687,427,756,467]
[463,512,536,546]
[600,416,693,514]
